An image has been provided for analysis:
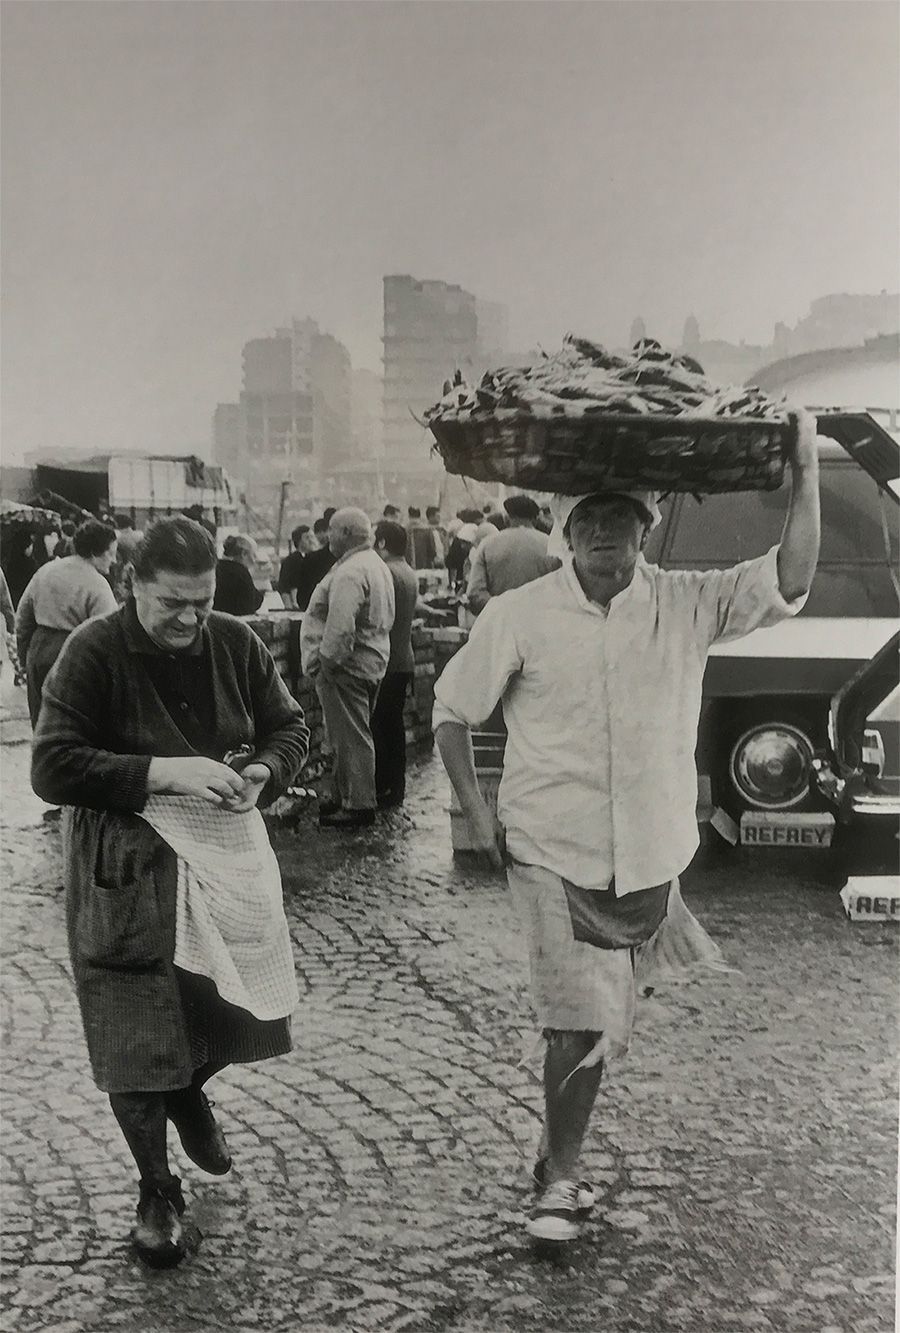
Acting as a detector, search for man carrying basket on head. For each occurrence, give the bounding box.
[433,409,821,1245]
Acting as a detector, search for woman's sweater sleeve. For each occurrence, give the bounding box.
[31,629,151,812]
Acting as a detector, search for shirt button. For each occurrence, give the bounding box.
[180,702,188,711]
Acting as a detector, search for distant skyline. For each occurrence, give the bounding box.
[2,1,898,462]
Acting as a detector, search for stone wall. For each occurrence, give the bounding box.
[246,613,468,780]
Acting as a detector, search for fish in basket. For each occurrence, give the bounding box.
[425,336,796,495]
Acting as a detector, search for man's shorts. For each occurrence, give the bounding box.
[507,861,728,1059]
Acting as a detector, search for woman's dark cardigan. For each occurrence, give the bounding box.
[31,601,310,1092]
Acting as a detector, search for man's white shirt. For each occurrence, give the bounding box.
[433,548,806,895]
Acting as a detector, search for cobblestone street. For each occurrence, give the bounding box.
[1,687,896,1333]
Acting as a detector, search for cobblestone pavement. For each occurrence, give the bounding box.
[1,686,896,1333]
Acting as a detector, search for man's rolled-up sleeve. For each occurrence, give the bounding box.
[432,597,523,730]
[690,545,809,648]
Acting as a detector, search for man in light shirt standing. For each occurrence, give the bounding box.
[300,508,395,830]
[433,411,820,1244]
[466,494,559,613]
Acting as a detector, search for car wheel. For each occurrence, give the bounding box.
[712,704,825,824]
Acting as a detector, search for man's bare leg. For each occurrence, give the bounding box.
[542,1030,604,1185]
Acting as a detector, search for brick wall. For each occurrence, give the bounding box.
[246,613,467,780]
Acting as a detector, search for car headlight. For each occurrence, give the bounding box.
[729,723,814,809]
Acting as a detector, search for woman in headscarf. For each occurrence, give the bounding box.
[31,516,309,1269]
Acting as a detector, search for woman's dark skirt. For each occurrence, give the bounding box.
[175,969,292,1074]
[63,807,292,1094]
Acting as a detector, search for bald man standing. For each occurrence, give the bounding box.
[300,508,395,829]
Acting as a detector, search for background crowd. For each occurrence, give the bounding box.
[1,492,560,832]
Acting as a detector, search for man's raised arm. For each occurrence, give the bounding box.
[776,409,821,602]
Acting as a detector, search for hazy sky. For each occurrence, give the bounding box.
[2,0,898,462]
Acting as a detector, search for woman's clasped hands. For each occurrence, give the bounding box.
[146,757,272,812]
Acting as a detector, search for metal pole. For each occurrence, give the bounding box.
[275,479,289,558]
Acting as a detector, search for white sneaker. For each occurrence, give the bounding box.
[532,1157,596,1212]
[527,1179,584,1243]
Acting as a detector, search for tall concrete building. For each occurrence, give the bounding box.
[213,318,352,520]
[351,368,383,462]
[241,327,315,477]
[381,275,509,506]
[310,327,352,467]
[212,403,244,487]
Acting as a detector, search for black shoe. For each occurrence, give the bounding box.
[166,1088,232,1175]
[319,807,376,830]
[132,1177,188,1269]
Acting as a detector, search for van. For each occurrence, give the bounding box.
[644,411,899,837]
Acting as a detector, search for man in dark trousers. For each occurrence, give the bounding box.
[372,520,420,807]
[406,506,441,570]
[300,509,394,829]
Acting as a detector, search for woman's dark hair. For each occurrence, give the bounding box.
[291,524,310,548]
[375,519,408,557]
[73,519,117,560]
[131,515,216,581]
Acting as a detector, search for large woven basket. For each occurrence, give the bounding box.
[428,413,794,495]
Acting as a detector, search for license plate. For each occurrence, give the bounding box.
[739,810,835,848]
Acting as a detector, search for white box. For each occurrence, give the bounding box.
[840,877,900,922]
[740,810,835,848]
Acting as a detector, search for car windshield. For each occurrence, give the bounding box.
[650,461,899,616]
[663,464,893,564]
